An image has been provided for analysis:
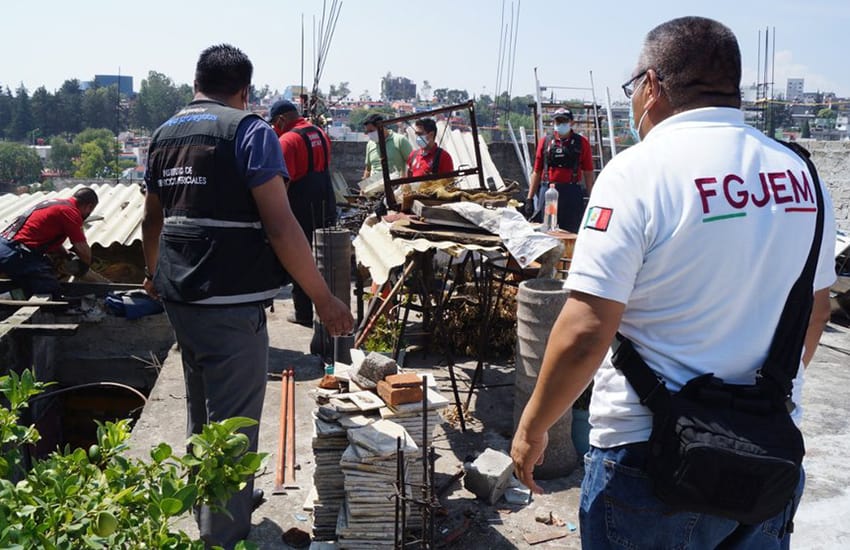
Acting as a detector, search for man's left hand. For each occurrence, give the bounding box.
[143,277,160,301]
[511,428,548,494]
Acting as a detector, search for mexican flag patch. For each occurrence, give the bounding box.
[585,206,613,231]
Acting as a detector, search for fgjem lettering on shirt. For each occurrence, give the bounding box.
[695,167,815,223]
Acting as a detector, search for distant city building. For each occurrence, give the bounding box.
[82,75,134,96]
[786,78,804,102]
[382,76,416,101]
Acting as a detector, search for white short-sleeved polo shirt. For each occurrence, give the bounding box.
[565,107,837,448]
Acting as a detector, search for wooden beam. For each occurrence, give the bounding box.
[0,324,79,335]
[0,299,68,307]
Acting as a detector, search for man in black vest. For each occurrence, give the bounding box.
[524,108,595,232]
[142,44,353,548]
[269,99,336,327]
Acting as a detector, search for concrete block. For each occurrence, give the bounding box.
[350,352,397,389]
[463,448,515,505]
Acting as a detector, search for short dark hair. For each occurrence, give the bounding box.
[415,118,437,135]
[194,44,253,96]
[363,113,384,128]
[73,187,98,206]
[639,17,741,110]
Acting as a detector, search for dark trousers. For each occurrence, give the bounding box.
[554,181,587,233]
[287,176,336,322]
[163,301,269,549]
[0,237,60,297]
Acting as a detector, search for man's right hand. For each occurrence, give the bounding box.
[315,295,354,336]
[522,200,535,219]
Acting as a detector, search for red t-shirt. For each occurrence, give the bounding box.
[407,146,454,177]
[533,132,594,184]
[13,198,86,253]
[278,118,331,183]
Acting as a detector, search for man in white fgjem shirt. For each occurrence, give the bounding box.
[511,16,835,550]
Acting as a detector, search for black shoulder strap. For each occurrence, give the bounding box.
[758,140,825,398]
[430,147,443,175]
[292,125,329,174]
[612,140,825,409]
[1,198,75,253]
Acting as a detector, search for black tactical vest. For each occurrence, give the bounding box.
[147,99,286,304]
[547,133,583,174]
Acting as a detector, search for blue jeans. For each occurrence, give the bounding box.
[580,443,804,550]
[0,238,59,297]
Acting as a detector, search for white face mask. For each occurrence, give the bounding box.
[367,130,378,142]
[554,123,571,135]
[416,135,429,149]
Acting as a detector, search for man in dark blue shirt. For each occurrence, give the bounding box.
[142,44,353,548]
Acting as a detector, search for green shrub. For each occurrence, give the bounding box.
[0,370,265,549]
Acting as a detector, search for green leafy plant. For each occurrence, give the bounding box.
[0,370,265,549]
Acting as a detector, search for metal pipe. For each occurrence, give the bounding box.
[284,368,296,484]
[589,71,604,169]
[605,87,617,157]
[273,371,288,493]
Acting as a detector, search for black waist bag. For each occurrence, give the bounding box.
[645,372,803,524]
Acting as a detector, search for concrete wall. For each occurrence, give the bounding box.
[805,140,850,233]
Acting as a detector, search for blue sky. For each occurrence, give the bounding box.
[3,0,848,104]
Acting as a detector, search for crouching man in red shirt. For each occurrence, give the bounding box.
[0,187,98,297]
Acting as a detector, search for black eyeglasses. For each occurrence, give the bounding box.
[622,69,663,99]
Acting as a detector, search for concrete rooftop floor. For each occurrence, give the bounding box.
[128,291,850,549]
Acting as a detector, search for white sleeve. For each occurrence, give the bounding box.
[815,178,837,291]
[565,157,650,304]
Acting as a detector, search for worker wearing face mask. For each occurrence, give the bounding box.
[268,99,337,327]
[524,108,595,232]
[406,117,454,178]
[362,113,413,179]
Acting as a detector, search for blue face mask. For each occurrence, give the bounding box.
[554,123,571,135]
[416,135,428,149]
[628,77,649,142]
[628,100,641,143]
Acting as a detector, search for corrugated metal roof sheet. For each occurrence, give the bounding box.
[0,183,145,248]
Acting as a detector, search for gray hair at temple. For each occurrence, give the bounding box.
[638,17,742,111]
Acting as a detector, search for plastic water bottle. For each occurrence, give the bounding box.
[543,183,559,231]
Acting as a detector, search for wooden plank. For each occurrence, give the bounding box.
[523,527,568,545]
[411,200,481,230]
[389,219,503,247]
[0,323,78,334]
[0,304,43,340]
[0,299,68,307]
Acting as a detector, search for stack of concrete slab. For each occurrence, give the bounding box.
[309,370,449,545]
[336,419,418,549]
[310,416,349,540]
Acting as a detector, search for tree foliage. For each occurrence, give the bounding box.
[48,136,79,174]
[71,128,128,178]
[134,71,192,131]
[8,85,34,141]
[348,105,397,131]
[0,142,42,184]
